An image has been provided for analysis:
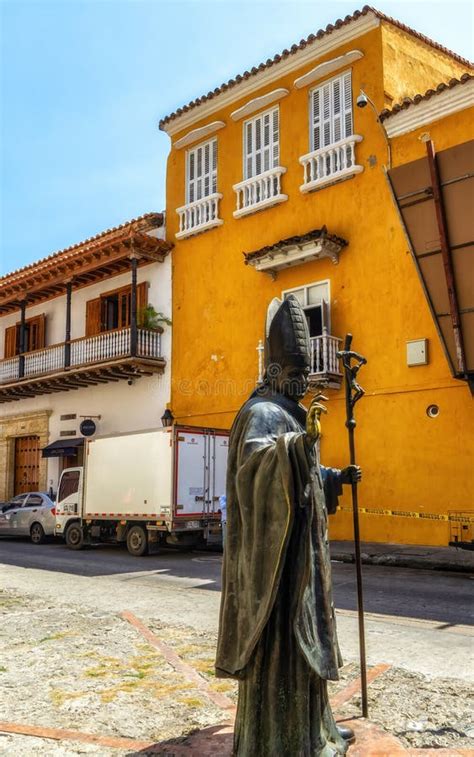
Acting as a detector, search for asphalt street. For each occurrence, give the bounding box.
[1,537,472,626]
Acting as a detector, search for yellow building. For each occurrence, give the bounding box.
[160,7,473,546]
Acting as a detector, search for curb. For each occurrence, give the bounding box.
[331,551,474,574]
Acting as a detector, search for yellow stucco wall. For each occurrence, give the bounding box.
[166,23,473,546]
[380,21,471,105]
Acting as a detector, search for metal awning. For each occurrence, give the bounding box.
[42,438,84,458]
[387,139,474,387]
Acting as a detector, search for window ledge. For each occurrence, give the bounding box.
[300,164,363,194]
[175,218,223,239]
[233,193,288,219]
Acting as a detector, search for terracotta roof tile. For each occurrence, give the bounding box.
[1,212,165,285]
[159,6,473,130]
[243,227,348,263]
[379,73,473,120]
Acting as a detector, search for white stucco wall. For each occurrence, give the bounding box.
[0,251,172,495]
[0,258,171,351]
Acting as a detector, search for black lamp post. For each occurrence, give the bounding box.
[161,408,174,427]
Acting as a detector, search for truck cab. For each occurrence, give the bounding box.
[55,467,83,545]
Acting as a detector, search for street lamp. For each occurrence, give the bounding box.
[161,408,174,427]
[356,89,392,169]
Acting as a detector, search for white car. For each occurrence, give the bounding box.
[0,492,56,544]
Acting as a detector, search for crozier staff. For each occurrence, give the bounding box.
[216,295,360,756]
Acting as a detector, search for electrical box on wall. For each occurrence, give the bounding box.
[407,339,428,366]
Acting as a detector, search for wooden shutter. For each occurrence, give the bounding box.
[27,314,46,351]
[244,107,279,179]
[136,282,148,327]
[187,139,217,204]
[4,325,18,358]
[85,297,102,336]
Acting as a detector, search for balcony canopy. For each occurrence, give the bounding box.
[244,227,347,276]
[0,213,172,315]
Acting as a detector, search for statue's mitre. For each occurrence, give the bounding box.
[265,295,311,369]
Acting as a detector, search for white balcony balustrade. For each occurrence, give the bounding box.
[137,328,161,358]
[233,167,287,218]
[309,333,343,382]
[0,328,162,385]
[24,344,64,378]
[176,193,223,239]
[300,135,363,193]
[70,328,131,367]
[0,356,20,384]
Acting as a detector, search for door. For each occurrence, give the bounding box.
[57,469,82,516]
[210,434,229,515]
[175,430,207,516]
[14,436,40,494]
[16,493,43,535]
[0,494,28,535]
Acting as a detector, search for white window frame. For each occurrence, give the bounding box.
[185,138,218,204]
[282,280,331,334]
[309,70,353,152]
[243,106,280,180]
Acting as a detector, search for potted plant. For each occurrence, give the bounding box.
[138,305,172,332]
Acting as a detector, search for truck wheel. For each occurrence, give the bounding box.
[30,522,46,545]
[65,522,84,550]
[127,526,148,557]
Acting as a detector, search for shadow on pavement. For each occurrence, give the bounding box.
[127,724,233,756]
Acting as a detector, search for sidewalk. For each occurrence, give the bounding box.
[330,540,474,573]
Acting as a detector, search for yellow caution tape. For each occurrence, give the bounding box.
[338,506,474,523]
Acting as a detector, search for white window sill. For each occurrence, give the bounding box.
[175,218,223,239]
[300,165,363,194]
[233,193,288,219]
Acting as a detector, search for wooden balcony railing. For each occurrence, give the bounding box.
[309,334,343,382]
[0,328,162,385]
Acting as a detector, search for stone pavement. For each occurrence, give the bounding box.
[132,718,474,755]
[331,540,474,573]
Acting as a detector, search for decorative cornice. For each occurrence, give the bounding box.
[230,89,289,121]
[161,14,380,136]
[384,79,474,137]
[173,120,226,149]
[244,227,347,275]
[294,50,363,88]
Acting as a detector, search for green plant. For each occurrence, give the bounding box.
[139,305,172,330]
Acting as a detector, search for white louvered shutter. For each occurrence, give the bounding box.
[310,71,353,151]
[343,71,353,138]
[244,107,279,179]
[186,139,217,204]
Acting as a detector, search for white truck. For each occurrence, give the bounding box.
[55,425,229,556]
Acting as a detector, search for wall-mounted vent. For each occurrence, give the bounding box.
[60,414,77,421]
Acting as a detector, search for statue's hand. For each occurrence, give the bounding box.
[340,465,362,484]
[305,392,328,446]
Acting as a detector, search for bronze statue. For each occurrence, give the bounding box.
[216,295,360,756]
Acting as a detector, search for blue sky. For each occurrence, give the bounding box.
[1,0,472,274]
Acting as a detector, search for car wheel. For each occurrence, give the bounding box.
[30,522,46,545]
[65,522,84,550]
[126,526,148,557]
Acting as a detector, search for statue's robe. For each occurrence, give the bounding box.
[216,389,347,757]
